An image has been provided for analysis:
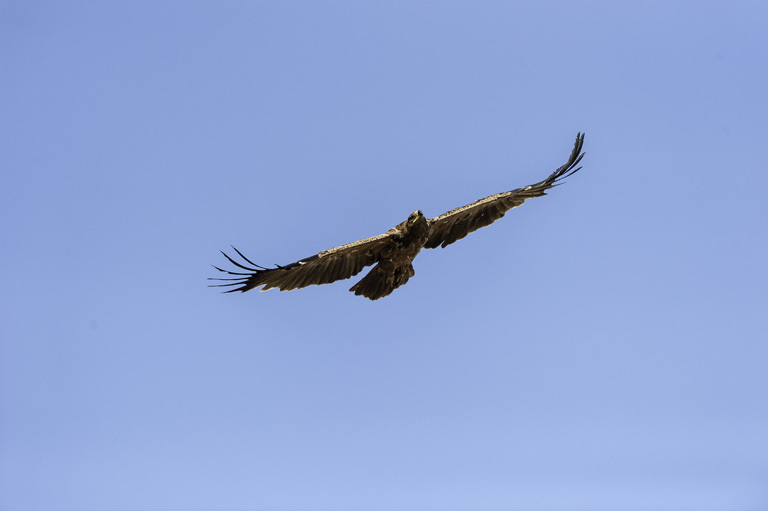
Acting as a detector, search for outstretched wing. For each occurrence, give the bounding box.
[424,132,585,249]
[209,230,398,293]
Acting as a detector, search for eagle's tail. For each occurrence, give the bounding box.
[349,263,415,300]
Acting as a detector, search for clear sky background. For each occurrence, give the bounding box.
[2,2,767,510]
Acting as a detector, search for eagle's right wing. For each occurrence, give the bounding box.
[209,230,398,293]
[424,133,584,249]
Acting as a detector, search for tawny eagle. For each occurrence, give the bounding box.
[211,133,585,300]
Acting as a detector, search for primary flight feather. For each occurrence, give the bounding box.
[210,132,585,300]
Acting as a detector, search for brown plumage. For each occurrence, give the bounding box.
[210,133,585,300]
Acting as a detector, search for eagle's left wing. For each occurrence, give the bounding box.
[209,229,400,294]
[424,132,584,249]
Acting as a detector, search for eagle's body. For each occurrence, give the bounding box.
[211,133,585,300]
[348,211,429,299]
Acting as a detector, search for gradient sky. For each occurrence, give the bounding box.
[2,2,767,510]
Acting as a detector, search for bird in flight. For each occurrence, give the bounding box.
[211,133,585,300]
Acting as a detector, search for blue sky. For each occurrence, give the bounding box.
[2,1,767,510]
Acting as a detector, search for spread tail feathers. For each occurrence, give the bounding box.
[349,264,415,300]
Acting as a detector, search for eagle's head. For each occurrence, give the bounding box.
[403,210,428,239]
[407,210,424,224]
